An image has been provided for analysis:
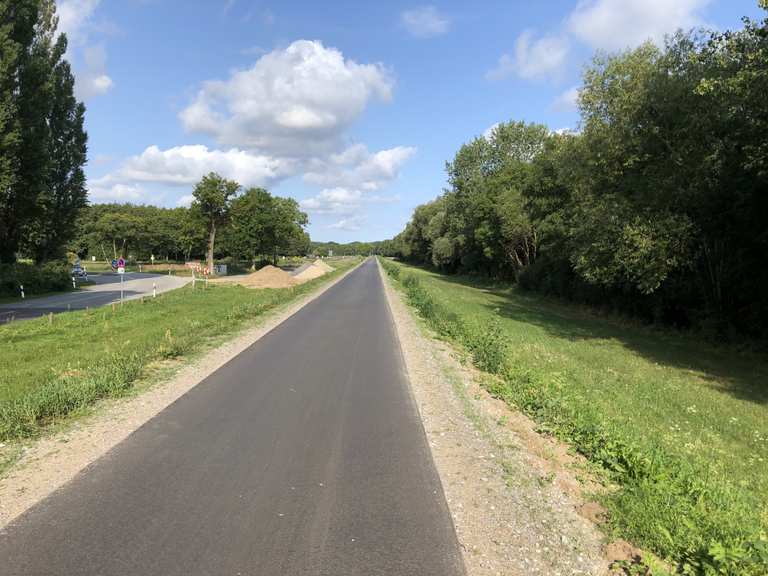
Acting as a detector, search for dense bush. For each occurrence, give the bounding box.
[0,262,71,298]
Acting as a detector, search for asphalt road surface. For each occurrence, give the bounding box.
[0,258,466,576]
[0,272,190,323]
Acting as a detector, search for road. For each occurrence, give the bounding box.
[0,258,466,575]
[0,272,190,323]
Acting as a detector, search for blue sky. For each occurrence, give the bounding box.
[59,0,765,242]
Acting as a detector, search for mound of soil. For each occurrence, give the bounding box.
[290,262,315,276]
[225,265,298,289]
[312,260,335,273]
[293,263,328,282]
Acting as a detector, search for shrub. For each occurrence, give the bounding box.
[0,262,71,297]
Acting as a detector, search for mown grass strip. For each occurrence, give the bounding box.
[0,258,360,442]
[379,257,768,576]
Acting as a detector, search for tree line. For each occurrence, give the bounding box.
[0,0,87,264]
[310,240,396,257]
[390,11,768,338]
[72,173,310,271]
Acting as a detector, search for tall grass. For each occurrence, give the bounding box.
[380,258,768,576]
[0,259,359,441]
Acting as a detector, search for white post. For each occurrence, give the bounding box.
[72,276,76,289]
[153,282,157,298]
[20,285,24,299]
[120,273,124,306]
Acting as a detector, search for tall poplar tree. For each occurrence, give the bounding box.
[0,0,36,263]
[26,4,88,262]
[0,0,88,263]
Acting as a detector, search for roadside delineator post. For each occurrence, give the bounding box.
[192,269,196,290]
[19,285,24,299]
[115,257,126,307]
[72,276,76,289]
[153,282,157,298]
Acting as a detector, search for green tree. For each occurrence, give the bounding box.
[16,0,55,259]
[191,173,240,272]
[269,196,308,264]
[0,0,87,263]
[0,0,36,263]
[225,187,275,265]
[25,10,88,262]
[226,189,309,265]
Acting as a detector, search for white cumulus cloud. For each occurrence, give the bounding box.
[486,30,569,81]
[401,6,451,38]
[568,0,711,51]
[57,0,114,100]
[179,40,393,157]
[119,145,295,187]
[88,182,146,203]
[304,144,416,191]
[328,215,366,232]
[57,0,101,44]
[300,188,362,215]
[89,40,414,224]
[88,145,298,204]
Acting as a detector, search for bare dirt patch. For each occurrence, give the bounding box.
[0,262,360,530]
[378,259,610,575]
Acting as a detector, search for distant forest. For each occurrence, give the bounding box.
[387,14,768,339]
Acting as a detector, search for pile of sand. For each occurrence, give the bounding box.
[312,260,335,273]
[292,260,335,283]
[215,260,336,289]
[221,265,298,289]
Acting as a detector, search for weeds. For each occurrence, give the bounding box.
[379,257,768,575]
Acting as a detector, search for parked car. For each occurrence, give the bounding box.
[71,265,88,279]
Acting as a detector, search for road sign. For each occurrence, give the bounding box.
[111,258,118,271]
[117,266,125,275]
[117,257,125,268]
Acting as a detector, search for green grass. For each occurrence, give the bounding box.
[379,258,768,576]
[0,257,360,441]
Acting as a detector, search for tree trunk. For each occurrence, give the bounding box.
[207,221,216,273]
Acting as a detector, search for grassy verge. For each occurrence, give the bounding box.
[379,258,768,576]
[0,258,360,442]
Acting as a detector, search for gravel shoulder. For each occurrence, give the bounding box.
[378,259,611,576]
[0,263,360,529]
